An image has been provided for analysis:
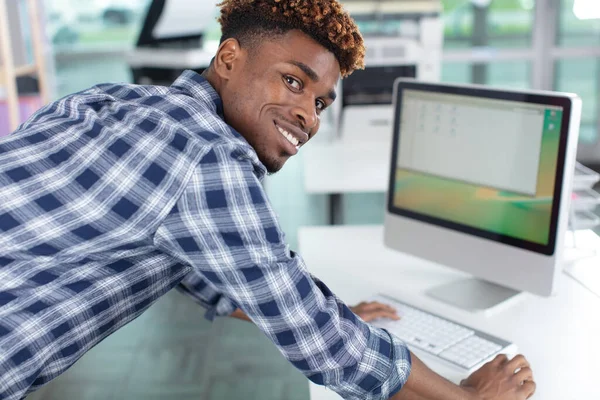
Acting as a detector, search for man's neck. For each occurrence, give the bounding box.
[201,67,222,96]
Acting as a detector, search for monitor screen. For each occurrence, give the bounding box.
[388,82,573,255]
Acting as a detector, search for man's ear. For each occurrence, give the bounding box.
[212,38,244,81]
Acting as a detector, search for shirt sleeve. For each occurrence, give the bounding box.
[176,272,238,320]
[153,144,412,400]
[176,258,329,321]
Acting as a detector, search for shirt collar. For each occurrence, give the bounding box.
[170,70,268,179]
[170,70,224,118]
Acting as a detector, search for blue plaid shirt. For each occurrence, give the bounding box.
[0,70,411,400]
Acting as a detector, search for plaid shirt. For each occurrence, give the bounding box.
[0,71,411,400]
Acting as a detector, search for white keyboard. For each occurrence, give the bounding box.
[370,294,517,373]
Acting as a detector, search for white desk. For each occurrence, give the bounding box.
[125,48,213,70]
[303,139,390,194]
[303,139,390,223]
[298,225,600,400]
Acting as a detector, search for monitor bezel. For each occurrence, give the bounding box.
[387,79,573,256]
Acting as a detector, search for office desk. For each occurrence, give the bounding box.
[125,48,214,86]
[298,225,600,400]
[125,48,213,70]
[303,139,390,224]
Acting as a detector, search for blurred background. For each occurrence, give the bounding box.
[0,0,597,399]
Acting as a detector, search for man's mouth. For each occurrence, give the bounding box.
[275,123,300,148]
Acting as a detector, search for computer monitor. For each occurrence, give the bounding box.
[384,79,582,312]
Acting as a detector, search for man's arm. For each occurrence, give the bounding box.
[230,301,400,323]
[229,308,252,321]
[393,353,476,400]
[229,309,535,400]
[154,146,411,400]
[176,272,239,320]
[392,352,535,400]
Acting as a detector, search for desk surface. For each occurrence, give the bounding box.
[125,48,214,69]
[298,225,600,400]
[303,139,390,194]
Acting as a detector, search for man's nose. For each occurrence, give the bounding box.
[292,98,318,131]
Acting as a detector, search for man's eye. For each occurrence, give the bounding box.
[316,99,326,111]
[285,76,301,90]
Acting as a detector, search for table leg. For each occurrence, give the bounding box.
[329,194,343,225]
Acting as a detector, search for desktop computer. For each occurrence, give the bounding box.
[369,79,581,375]
[384,79,582,311]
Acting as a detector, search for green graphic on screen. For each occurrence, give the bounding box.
[393,107,562,246]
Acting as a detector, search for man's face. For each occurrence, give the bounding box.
[218,30,340,173]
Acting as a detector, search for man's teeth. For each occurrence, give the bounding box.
[277,125,299,146]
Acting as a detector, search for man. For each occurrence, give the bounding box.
[0,1,535,399]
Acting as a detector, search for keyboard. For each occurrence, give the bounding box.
[369,294,517,374]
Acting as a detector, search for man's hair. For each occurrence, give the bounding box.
[217,0,365,78]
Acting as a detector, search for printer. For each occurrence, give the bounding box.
[335,0,444,143]
[126,0,219,86]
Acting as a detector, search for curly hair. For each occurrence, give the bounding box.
[217,0,365,77]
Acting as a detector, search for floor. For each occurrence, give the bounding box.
[25,290,308,400]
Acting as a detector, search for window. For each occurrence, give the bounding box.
[487,61,530,89]
[44,0,151,51]
[555,58,599,145]
[558,0,600,47]
[487,0,534,48]
[442,0,534,49]
[443,0,474,49]
[441,62,471,83]
[441,61,531,89]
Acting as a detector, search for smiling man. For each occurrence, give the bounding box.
[210,15,342,173]
[0,1,534,400]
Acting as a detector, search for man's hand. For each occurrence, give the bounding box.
[460,354,536,400]
[350,301,400,322]
[390,352,534,400]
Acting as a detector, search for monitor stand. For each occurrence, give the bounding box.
[425,278,523,315]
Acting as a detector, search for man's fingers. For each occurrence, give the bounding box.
[520,380,536,399]
[363,301,397,313]
[360,310,400,322]
[351,301,401,322]
[513,367,533,384]
[491,353,509,365]
[506,354,530,372]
